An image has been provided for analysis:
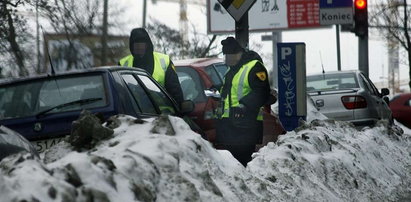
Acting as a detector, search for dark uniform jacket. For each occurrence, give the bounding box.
[217,51,271,145]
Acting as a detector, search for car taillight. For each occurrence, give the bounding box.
[341,96,367,109]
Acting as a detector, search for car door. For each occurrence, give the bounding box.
[359,73,388,120]
[120,73,159,117]
[136,74,178,115]
[365,76,392,120]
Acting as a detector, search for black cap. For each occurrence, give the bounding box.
[221,37,244,54]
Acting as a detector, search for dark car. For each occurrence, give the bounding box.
[174,58,285,148]
[0,66,194,153]
[0,125,39,161]
[173,58,226,143]
[389,93,411,128]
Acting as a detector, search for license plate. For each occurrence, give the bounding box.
[32,137,65,153]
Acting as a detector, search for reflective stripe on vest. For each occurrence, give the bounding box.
[221,60,263,121]
[119,52,170,87]
[152,52,169,86]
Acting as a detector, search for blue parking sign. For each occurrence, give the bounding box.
[277,43,307,131]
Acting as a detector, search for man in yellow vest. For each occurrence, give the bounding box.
[119,28,184,107]
[216,37,271,166]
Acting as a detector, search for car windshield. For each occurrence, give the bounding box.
[176,67,207,103]
[306,73,359,92]
[0,75,107,120]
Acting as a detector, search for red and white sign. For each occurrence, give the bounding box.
[287,0,320,28]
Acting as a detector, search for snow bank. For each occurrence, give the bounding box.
[0,114,410,202]
[249,120,411,201]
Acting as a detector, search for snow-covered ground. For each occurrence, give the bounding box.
[0,109,411,201]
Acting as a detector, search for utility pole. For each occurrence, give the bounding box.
[143,0,147,28]
[102,0,109,65]
[36,0,41,73]
[179,0,188,42]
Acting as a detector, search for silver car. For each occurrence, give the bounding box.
[307,71,392,126]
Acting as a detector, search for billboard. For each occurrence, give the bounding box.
[43,34,129,73]
[208,0,353,33]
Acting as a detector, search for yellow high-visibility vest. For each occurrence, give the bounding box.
[119,52,170,87]
[220,60,263,121]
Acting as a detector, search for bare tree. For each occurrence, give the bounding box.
[146,19,220,60]
[370,0,411,89]
[40,0,129,71]
[44,0,102,35]
[0,0,45,76]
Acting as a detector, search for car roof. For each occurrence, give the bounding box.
[307,70,362,77]
[0,66,148,86]
[173,58,224,68]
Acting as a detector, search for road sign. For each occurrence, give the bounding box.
[319,0,353,25]
[208,0,287,33]
[277,43,306,131]
[217,0,256,22]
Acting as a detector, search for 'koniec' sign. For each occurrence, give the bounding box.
[277,43,307,131]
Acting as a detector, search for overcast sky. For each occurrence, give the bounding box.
[118,0,407,88]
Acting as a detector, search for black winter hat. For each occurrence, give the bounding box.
[221,37,244,54]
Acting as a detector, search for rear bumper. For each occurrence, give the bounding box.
[350,118,378,126]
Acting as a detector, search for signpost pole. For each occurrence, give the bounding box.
[272,31,282,88]
[336,24,341,71]
[235,12,249,49]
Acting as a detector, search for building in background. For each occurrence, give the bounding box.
[43,34,129,73]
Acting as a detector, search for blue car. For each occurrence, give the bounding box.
[0,67,194,152]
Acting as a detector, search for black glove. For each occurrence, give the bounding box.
[265,89,278,105]
[231,104,247,118]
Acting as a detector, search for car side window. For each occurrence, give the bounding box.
[367,78,381,96]
[176,67,207,103]
[136,75,176,115]
[407,99,411,106]
[122,74,157,114]
[205,65,223,89]
[360,74,377,96]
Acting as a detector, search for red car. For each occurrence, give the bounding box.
[389,93,411,128]
[174,58,285,148]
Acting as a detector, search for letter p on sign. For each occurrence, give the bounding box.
[281,47,292,60]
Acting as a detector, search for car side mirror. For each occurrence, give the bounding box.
[180,100,195,114]
[204,89,221,100]
[381,88,390,96]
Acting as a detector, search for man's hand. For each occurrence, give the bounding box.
[231,104,247,118]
